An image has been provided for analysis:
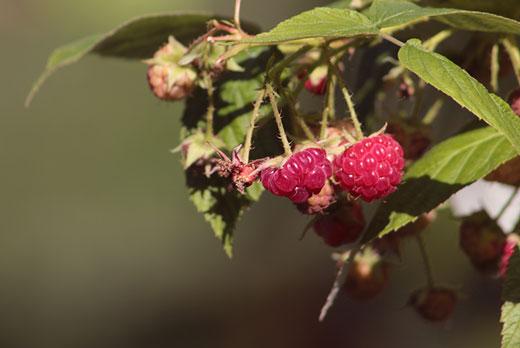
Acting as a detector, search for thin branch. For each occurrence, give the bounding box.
[243,89,266,164]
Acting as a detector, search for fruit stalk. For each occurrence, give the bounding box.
[266,83,292,156]
[203,71,215,140]
[326,55,363,140]
[416,233,435,288]
[242,89,266,164]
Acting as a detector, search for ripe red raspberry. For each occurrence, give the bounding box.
[333,134,405,202]
[145,36,197,101]
[313,200,365,246]
[342,248,390,301]
[459,211,507,275]
[261,148,332,203]
[298,66,328,96]
[409,287,457,322]
[296,181,335,215]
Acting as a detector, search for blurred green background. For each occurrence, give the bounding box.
[0,0,506,347]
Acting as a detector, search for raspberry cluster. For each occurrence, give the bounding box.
[261,148,332,203]
[334,134,405,202]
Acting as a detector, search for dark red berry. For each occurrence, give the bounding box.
[410,287,457,322]
[459,211,507,275]
[261,148,333,203]
[387,122,431,161]
[484,156,520,186]
[333,134,405,202]
[342,248,390,301]
[313,200,365,247]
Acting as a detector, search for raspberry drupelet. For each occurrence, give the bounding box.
[261,148,333,204]
[334,134,405,202]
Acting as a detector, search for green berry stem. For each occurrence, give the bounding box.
[203,71,215,140]
[501,36,520,86]
[411,79,425,122]
[320,69,336,141]
[270,44,312,80]
[422,97,444,125]
[326,56,363,140]
[495,187,520,222]
[266,83,293,156]
[423,29,453,51]
[490,42,500,93]
[234,0,243,35]
[416,233,435,289]
[242,88,266,164]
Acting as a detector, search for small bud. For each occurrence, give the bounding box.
[459,211,507,275]
[342,248,391,301]
[409,287,457,322]
[145,36,197,101]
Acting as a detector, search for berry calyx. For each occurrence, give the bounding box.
[409,287,457,322]
[145,36,197,101]
[296,181,335,215]
[333,134,405,202]
[459,211,507,275]
[261,147,333,203]
[342,248,390,301]
[312,200,365,247]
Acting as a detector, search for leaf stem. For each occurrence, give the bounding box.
[380,32,405,48]
[416,233,435,289]
[266,83,292,156]
[243,89,266,164]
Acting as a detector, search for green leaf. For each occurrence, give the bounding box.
[243,7,379,44]
[503,247,520,303]
[182,46,279,151]
[362,126,518,243]
[368,0,520,34]
[368,0,456,28]
[26,12,260,107]
[501,301,520,348]
[399,39,520,154]
[186,165,258,258]
[180,47,282,257]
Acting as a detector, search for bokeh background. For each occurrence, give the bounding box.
[0,0,507,347]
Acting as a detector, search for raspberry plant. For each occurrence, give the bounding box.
[26,0,520,345]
